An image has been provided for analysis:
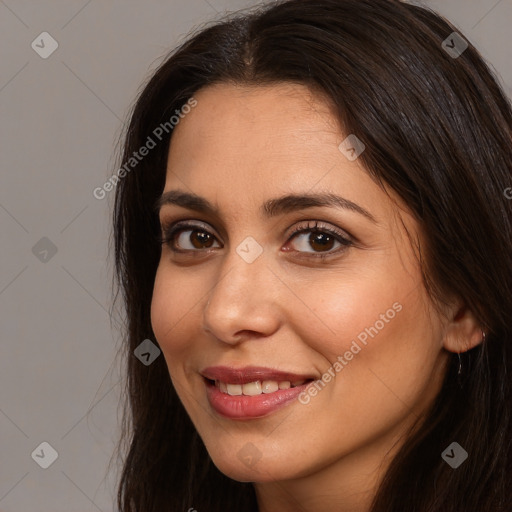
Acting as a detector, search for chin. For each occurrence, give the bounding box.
[208,450,306,483]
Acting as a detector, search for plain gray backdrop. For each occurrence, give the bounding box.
[1,0,511,510]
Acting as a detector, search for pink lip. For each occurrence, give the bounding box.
[201,365,315,420]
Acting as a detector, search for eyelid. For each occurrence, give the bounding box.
[160,218,217,236]
[284,220,353,243]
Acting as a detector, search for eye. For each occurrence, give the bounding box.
[285,220,353,259]
[158,220,221,253]
[158,219,353,259]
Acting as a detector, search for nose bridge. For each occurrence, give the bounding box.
[209,239,269,310]
[203,239,279,342]
[214,228,269,295]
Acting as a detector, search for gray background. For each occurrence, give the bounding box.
[0,0,510,511]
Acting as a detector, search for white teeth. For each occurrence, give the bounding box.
[226,383,242,396]
[242,381,262,396]
[262,380,279,393]
[215,379,305,395]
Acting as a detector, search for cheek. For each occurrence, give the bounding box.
[150,267,198,362]
[298,272,402,361]
[297,273,439,407]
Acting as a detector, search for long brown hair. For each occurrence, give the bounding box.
[111,1,512,510]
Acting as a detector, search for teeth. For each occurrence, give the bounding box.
[242,381,262,396]
[226,383,243,396]
[215,379,308,395]
[262,380,279,393]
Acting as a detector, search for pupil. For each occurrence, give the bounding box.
[193,230,212,248]
[311,232,333,251]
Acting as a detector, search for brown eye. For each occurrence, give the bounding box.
[292,231,337,252]
[158,219,353,260]
[285,220,353,259]
[159,222,221,252]
[176,229,217,249]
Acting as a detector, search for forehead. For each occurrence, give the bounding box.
[170,85,348,182]
[163,83,407,229]
[189,82,337,125]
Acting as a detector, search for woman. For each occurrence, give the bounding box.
[111,0,512,510]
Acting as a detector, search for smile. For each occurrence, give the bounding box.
[213,379,308,395]
[201,366,315,419]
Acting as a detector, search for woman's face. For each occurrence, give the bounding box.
[151,83,451,488]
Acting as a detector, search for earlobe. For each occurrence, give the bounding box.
[442,303,486,354]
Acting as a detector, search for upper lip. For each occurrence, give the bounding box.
[201,365,316,385]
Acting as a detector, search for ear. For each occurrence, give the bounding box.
[442,301,486,354]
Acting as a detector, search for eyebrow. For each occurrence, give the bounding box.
[154,190,377,223]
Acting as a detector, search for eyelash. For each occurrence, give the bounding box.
[157,219,354,260]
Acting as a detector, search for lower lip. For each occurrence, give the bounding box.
[204,379,312,419]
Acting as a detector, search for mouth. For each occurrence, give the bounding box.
[201,366,316,419]
[206,378,311,395]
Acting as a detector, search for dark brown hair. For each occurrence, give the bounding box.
[111,0,512,510]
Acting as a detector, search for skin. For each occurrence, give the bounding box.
[150,83,483,512]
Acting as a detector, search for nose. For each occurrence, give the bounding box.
[202,248,281,345]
